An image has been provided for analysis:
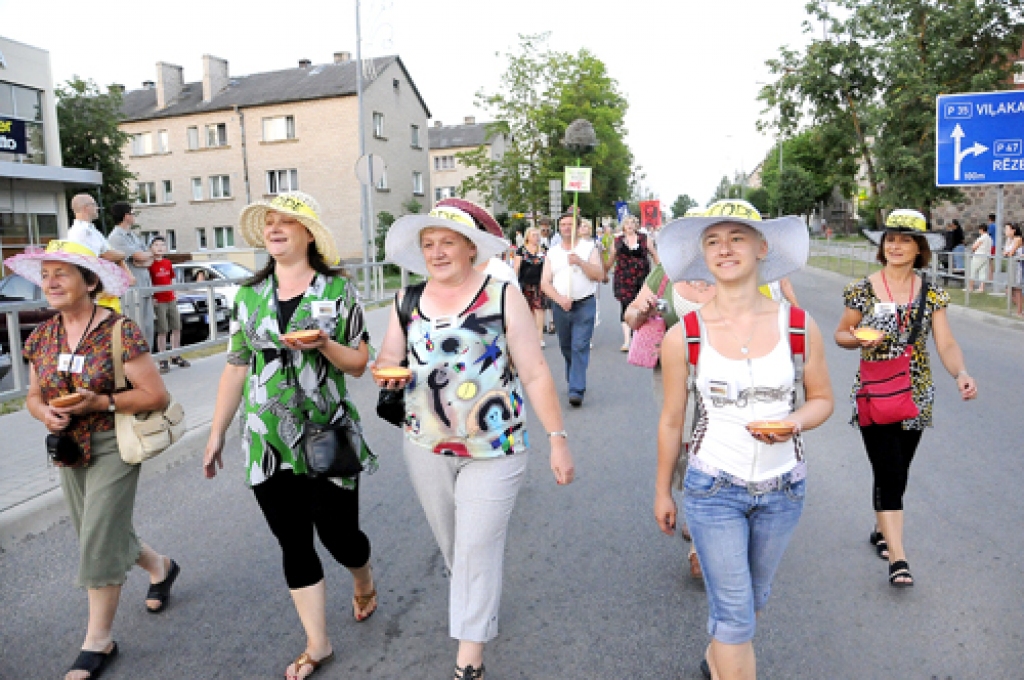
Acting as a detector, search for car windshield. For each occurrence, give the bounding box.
[210,262,252,280]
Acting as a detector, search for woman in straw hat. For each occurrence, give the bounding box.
[7,240,178,680]
[839,210,976,588]
[374,199,575,680]
[653,200,834,680]
[203,192,377,679]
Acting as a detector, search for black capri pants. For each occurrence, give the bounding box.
[859,423,924,512]
[253,470,371,590]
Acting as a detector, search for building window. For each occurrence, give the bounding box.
[187,126,199,150]
[136,182,157,204]
[375,167,388,190]
[162,180,173,203]
[373,112,385,139]
[157,130,169,153]
[191,177,203,201]
[0,84,46,164]
[166,229,177,251]
[435,186,457,202]
[131,133,154,156]
[434,155,455,171]
[412,171,424,196]
[141,230,160,245]
[196,227,208,249]
[262,115,295,142]
[206,123,228,147]
[393,78,401,93]
[209,175,231,199]
[411,125,420,148]
[214,226,235,248]
[266,169,299,194]
[1015,61,1024,85]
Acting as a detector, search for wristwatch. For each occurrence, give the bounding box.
[107,394,116,413]
[547,430,568,439]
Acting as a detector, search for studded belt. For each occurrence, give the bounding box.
[688,456,807,496]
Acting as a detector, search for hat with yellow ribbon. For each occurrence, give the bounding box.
[3,239,132,297]
[238,191,340,266]
[863,209,946,249]
[656,199,809,284]
[385,200,510,276]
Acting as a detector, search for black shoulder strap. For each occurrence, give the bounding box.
[397,281,426,338]
[906,273,929,347]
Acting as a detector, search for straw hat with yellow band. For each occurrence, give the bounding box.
[385,201,510,276]
[3,239,132,299]
[862,209,946,251]
[238,191,341,266]
[656,199,809,284]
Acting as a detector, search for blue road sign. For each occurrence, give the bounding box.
[936,90,1024,186]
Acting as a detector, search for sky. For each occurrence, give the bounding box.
[1,0,819,213]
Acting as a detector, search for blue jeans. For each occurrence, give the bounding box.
[683,466,805,644]
[551,295,596,397]
[952,244,965,270]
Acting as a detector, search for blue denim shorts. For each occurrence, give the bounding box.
[683,466,806,645]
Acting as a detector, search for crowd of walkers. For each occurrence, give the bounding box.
[6,190,983,680]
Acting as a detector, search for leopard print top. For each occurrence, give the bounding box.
[842,277,950,430]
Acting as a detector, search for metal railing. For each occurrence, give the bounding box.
[0,260,407,404]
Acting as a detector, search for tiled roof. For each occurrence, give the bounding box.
[120,56,430,121]
[428,122,500,150]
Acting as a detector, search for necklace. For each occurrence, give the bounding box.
[715,299,760,355]
[880,270,915,335]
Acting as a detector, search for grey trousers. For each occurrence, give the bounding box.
[402,439,528,643]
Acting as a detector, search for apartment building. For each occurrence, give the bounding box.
[427,116,506,217]
[0,36,102,272]
[119,53,430,260]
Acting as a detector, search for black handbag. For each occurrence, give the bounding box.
[377,282,425,427]
[303,411,365,478]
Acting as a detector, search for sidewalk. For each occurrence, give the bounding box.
[0,303,394,547]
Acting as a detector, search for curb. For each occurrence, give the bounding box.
[0,421,212,552]
[806,265,1024,332]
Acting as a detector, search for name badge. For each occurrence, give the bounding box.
[875,302,897,316]
[58,354,85,373]
[72,356,85,373]
[311,301,335,318]
[708,379,732,401]
[57,353,72,371]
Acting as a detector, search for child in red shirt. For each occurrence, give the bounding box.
[148,236,190,373]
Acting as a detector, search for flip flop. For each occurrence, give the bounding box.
[68,642,118,679]
[353,589,378,622]
[146,559,180,613]
[290,651,334,678]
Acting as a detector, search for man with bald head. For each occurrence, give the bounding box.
[66,193,134,312]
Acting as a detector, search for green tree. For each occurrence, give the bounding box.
[776,166,818,216]
[56,77,134,232]
[759,127,858,215]
[746,187,772,215]
[709,175,744,204]
[670,194,698,218]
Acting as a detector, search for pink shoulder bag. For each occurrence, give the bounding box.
[627,275,670,369]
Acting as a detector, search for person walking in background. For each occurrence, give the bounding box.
[970,224,992,292]
[147,236,190,373]
[541,211,605,406]
[203,192,377,680]
[1004,223,1023,317]
[837,210,977,588]
[987,212,998,281]
[944,219,965,272]
[6,240,180,680]
[613,216,658,351]
[376,201,574,680]
[514,226,548,346]
[653,200,834,680]
[107,202,155,345]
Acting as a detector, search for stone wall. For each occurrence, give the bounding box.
[932,184,1024,228]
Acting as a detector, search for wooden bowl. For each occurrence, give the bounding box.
[747,420,797,436]
[373,366,412,381]
[50,393,85,408]
[852,327,883,342]
[282,329,322,343]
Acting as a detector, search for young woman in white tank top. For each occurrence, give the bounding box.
[653,200,834,680]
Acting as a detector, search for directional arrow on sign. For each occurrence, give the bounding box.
[952,124,989,180]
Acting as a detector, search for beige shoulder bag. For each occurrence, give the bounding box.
[112,318,186,464]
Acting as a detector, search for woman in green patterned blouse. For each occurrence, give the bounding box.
[203,192,376,680]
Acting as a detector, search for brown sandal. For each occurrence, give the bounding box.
[290,651,334,678]
[353,589,378,622]
[689,550,703,580]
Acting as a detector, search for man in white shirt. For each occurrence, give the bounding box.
[540,212,604,406]
[66,193,133,311]
[108,202,155,343]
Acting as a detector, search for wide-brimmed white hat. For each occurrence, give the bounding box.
[238,191,340,266]
[862,209,946,250]
[4,239,132,297]
[386,202,509,276]
[656,199,808,284]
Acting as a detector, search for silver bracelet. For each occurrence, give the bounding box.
[547,430,568,439]
[955,370,968,380]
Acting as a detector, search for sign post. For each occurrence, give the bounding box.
[936,91,1024,292]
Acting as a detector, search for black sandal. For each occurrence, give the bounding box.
[870,530,889,560]
[889,559,914,587]
[146,559,180,613]
[68,642,118,679]
[454,664,485,679]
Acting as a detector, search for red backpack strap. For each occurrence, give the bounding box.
[682,311,702,369]
[788,305,806,359]
[656,274,669,298]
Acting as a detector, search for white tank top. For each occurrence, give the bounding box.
[691,305,801,482]
[548,241,598,300]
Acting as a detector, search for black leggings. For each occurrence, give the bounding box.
[253,471,371,590]
[859,423,924,512]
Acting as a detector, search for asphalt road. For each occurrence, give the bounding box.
[1,268,1022,679]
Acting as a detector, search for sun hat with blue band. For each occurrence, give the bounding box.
[862,209,946,250]
[238,191,340,266]
[656,199,809,284]
[4,239,132,297]
[385,200,509,276]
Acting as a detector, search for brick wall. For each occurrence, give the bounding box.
[932,184,1024,228]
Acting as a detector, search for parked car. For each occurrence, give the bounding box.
[172,260,252,309]
[176,291,231,345]
[0,274,58,354]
